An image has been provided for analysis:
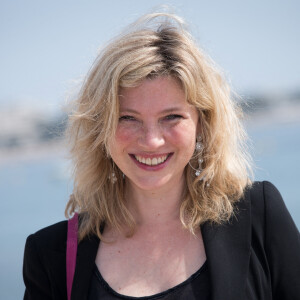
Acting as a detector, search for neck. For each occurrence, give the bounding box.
[124,176,186,227]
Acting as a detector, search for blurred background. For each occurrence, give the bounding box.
[1,0,299,299]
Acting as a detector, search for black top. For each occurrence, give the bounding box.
[88,262,210,300]
[23,182,300,300]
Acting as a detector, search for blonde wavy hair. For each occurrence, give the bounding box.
[65,12,252,241]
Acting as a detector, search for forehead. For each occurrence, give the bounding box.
[118,77,190,111]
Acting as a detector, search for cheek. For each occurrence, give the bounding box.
[114,124,140,144]
[165,123,197,147]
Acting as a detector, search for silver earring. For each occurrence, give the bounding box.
[111,171,117,184]
[110,161,117,184]
[189,135,204,177]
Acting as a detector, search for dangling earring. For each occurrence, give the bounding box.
[110,161,117,184]
[189,135,204,177]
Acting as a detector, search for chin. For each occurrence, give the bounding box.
[126,174,181,192]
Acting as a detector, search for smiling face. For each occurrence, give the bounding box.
[109,76,199,193]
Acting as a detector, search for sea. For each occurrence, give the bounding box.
[0,120,300,300]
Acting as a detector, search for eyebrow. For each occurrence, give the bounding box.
[119,107,184,114]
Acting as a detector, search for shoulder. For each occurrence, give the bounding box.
[244,180,281,203]
[243,181,295,226]
[26,220,68,253]
[24,220,68,272]
[242,181,300,257]
[243,180,286,215]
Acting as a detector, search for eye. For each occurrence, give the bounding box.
[119,115,136,121]
[164,114,183,121]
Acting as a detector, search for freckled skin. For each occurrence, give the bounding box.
[109,76,200,194]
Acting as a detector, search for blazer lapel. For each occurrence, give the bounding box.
[71,234,100,300]
[202,192,251,300]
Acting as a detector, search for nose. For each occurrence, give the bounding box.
[137,123,165,150]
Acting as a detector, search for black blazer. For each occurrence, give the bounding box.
[23,181,300,300]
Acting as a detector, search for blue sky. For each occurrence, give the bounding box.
[1,0,299,110]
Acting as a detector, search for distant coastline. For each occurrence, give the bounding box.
[0,140,66,166]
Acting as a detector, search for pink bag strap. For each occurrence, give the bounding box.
[66,212,78,300]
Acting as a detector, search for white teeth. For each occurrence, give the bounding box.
[135,155,168,166]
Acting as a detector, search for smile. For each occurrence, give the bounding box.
[134,154,169,166]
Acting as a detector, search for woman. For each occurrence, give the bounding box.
[23,13,300,300]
